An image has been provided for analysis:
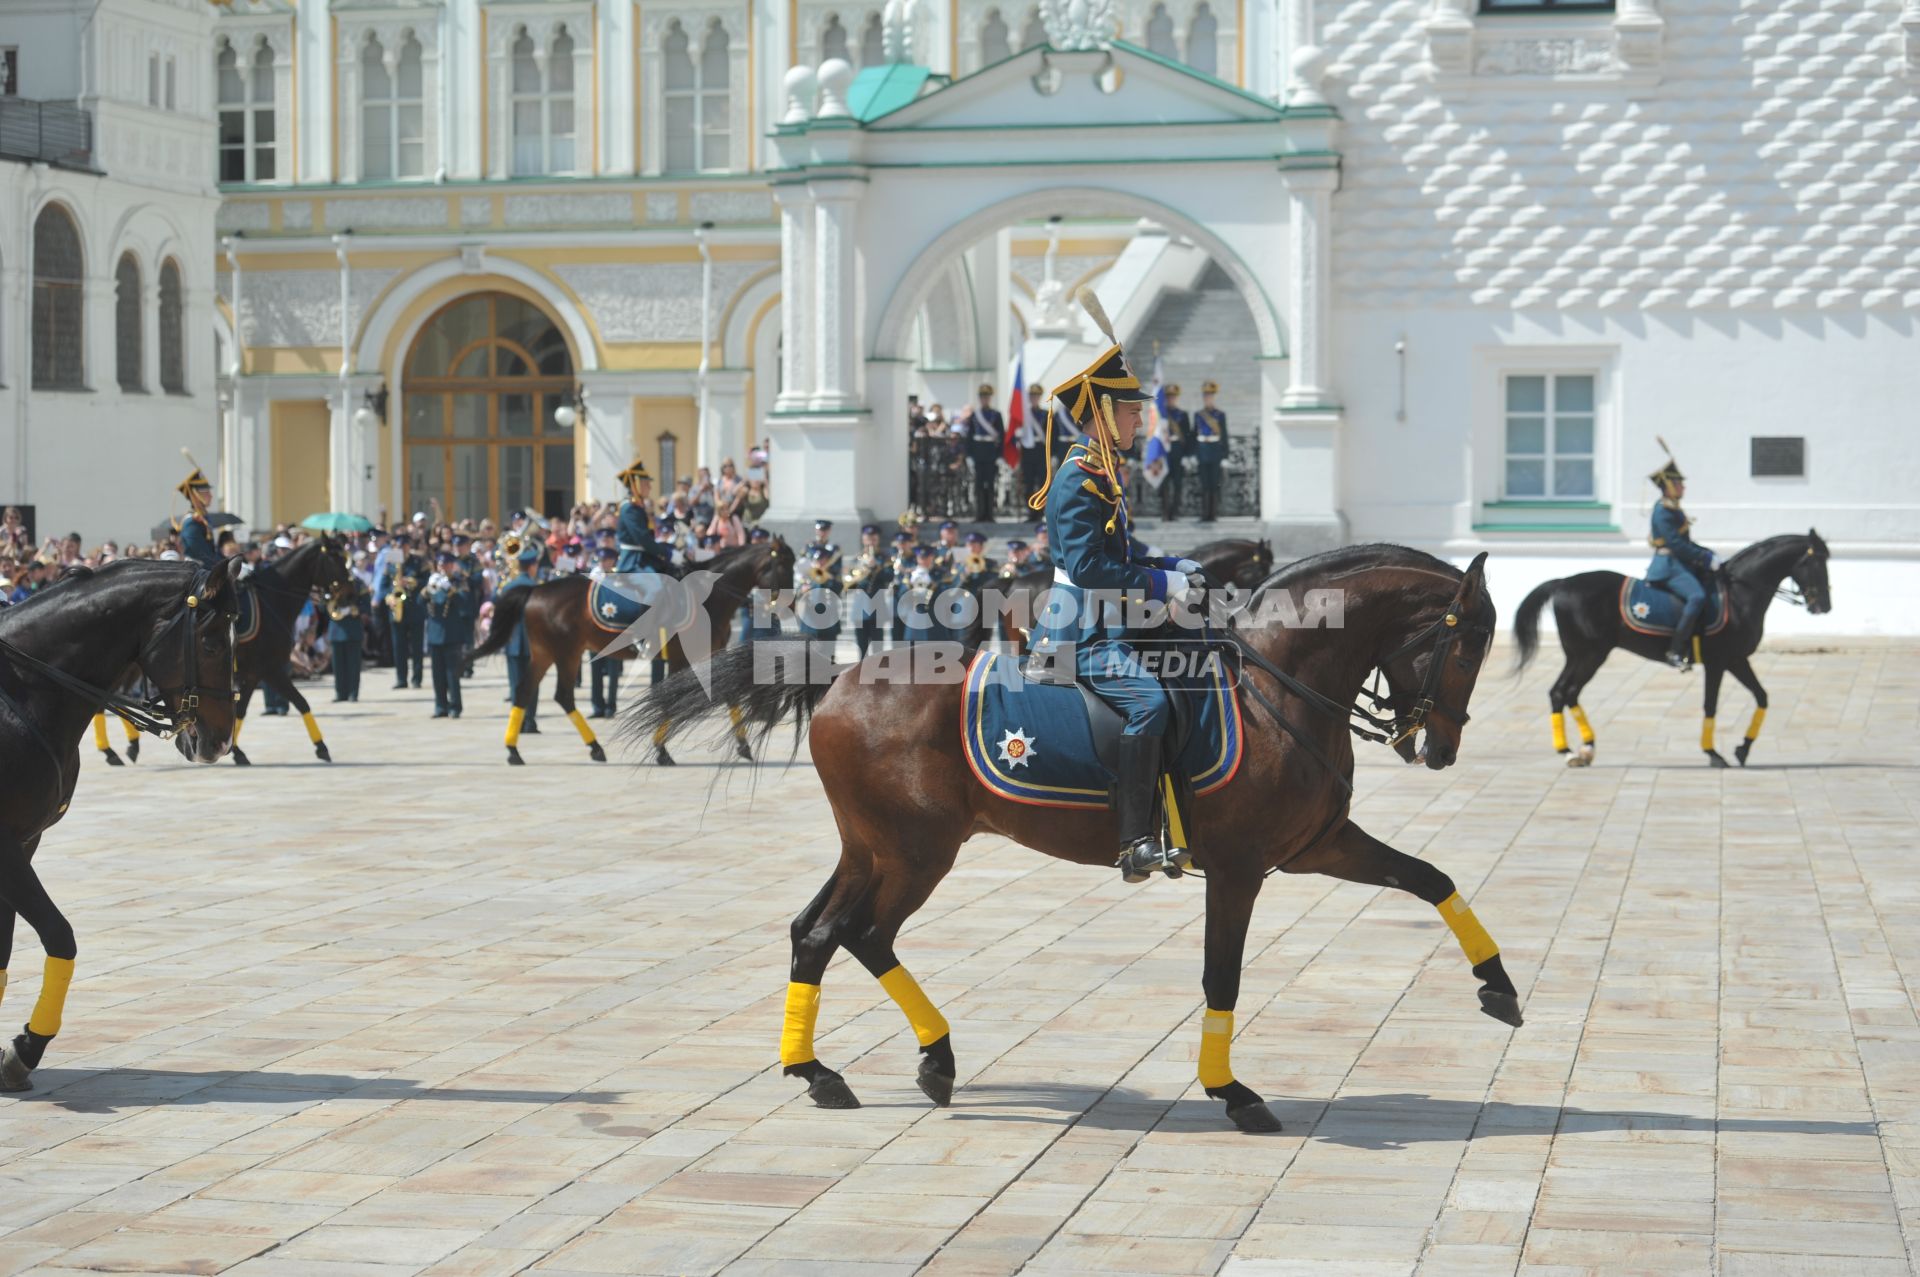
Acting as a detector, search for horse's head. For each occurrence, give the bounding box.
[759,535,796,589]
[312,534,358,605]
[1791,528,1832,615]
[145,558,246,763]
[1248,539,1275,587]
[1377,552,1497,770]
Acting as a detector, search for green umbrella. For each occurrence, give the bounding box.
[300,512,375,533]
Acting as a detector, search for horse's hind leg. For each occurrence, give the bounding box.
[840,854,960,1107]
[1287,822,1523,1029]
[1194,860,1281,1133]
[1549,649,1605,768]
[504,657,547,765]
[783,869,864,1108]
[230,683,257,765]
[552,652,606,762]
[1726,654,1768,767]
[92,714,123,766]
[1701,663,1731,768]
[0,832,76,1092]
[279,678,330,762]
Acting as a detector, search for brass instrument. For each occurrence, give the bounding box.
[897,508,923,533]
[964,552,988,577]
[806,562,834,585]
[386,564,416,623]
[999,560,1020,581]
[845,553,875,587]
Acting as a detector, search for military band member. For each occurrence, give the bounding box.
[390,535,429,690]
[1647,448,1720,671]
[809,519,844,577]
[796,544,844,644]
[589,547,625,717]
[957,529,997,596]
[327,576,372,703]
[499,540,543,732]
[887,529,917,645]
[1160,383,1192,522]
[897,542,952,644]
[849,523,888,658]
[934,520,963,573]
[1002,538,1036,578]
[425,553,477,718]
[1030,523,1054,569]
[1194,380,1230,524]
[176,469,220,570]
[965,383,1005,522]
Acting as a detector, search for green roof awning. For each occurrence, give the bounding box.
[848,63,936,122]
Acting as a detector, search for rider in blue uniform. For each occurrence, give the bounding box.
[177,469,221,569]
[1028,310,1205,884]
[1647,449,1719,671]
[615,460,672,575]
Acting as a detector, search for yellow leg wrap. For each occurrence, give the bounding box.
[1692,635,1702,665]
[92,715,110,752]
[1198,1008,1235,1089]
[1438,893,1499,966]
[27,957,74,1038]
[1570,705,1594,745]
[1161,775,1189,849]
[878,965,950,1047]
[232,715,244,743]
[505,705,526,748]
[124,720,139,744]
[652,719,672,747]
[1550,712,1567,752]
[301,711,324,745]
[1745,707,1766,741]
[568,709,597,745]
[1701,717,1716,751]
[781,981,822,1067]
[0,969,8,1010]
[729,704,748,741]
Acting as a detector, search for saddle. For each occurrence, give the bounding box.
[233,586,261,646]
[960,647,1242,810]
[1620,576,1729,638]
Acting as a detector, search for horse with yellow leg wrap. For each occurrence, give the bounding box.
[0,558,244,1090]
[632,544,1517,1133]
[227,538,356,767]
[1515,530,1831,769]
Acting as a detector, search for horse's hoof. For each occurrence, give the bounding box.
[1706,749,1730,769]
[507,747,524,766]
[102,749,123,767]
[1479,988,1524,1028]
[807,1071,861,1110]
[1567,746,1593,768]
[231,748,251,767]
[655,747,676,767]
[314,743,332,763]
[0,1046,31,1093]
[126,740,139,763]
[1225,1101,1283,1134]
[916,1060,955,1108]
[588,742,607,763]
[1734,741,1752,767]
[735,739,754,763]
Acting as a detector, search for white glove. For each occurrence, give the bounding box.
[1174,558,1203,575]
[1707,553,1722,571]
[1163,569,1194,602]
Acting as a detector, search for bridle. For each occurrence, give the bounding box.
[0,567,238,740]
[1368,607,1491,748]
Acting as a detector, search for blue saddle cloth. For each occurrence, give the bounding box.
[1620,576,1729,637]
[588,578,642,633]
[961,649,1244,809]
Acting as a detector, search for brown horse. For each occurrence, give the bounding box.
[471,539,796,765]
[629,544,1514,1132]
[992,537,1275,651]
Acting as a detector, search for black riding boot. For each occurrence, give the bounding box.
[1666,620,1697,671]
[1114,735,1180,884]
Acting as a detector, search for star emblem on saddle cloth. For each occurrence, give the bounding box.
[997,727,1038,769]
[1632,600,1651,619]
[601,601,619,618]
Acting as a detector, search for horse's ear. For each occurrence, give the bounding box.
[1456,551,1489,607]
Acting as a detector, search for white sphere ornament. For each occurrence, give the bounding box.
[1288,44,1329,105]
[352,407,377,432]
[782,64,818,125]
[554,403,578,428]
[817,58,854,119]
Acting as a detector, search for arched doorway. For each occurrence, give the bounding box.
[402,292,576,524]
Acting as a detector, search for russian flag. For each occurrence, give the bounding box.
[1003,355,1025,468]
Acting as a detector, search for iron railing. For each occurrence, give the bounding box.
[0,99,95,170]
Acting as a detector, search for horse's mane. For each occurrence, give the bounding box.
[1725,532,1814,568]
[1250,543,1459,601]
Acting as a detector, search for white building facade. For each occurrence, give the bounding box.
[2,0,1916,630]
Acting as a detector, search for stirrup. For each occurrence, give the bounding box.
[1664,649,1693,672]
[1116,838,1170,885]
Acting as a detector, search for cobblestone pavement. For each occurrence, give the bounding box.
[2,638,1917,1276]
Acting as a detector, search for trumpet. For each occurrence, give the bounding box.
[964,552,987,576]
[806,562,834,585]
[845,554,874,587]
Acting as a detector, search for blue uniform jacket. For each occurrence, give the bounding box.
[616,501,666,574]
[1194,407,1229,459]
[327,584,370,644]
[179,513,221,569]
[1647,499,1714,583]
[425,585,477,647]
[497,574,537,657]
[1163,407,1193,458]
[1032,441,1178,652]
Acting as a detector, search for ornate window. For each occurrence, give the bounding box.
[662,18,730,174]
[1145,4,1178,57]
[508,24,581,175]
[360,33,425,180]
[217,38,277,183]
[159,260,186,394]
[1503,374,1594,499]
[31,204,84,391]
[115,254,143,392]
[1188,3,1218,73]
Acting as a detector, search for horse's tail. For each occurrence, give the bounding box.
[1513,578,1561,673]
[470,586,531,660]
[622,642,832,754]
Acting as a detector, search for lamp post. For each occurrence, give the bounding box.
[695,220,714,470]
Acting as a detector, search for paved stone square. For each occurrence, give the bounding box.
[3,638,1917,1276]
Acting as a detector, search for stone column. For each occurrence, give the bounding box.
[809,177,863,412]
[773,183,814,412]
[577,375,633,503]
[1280,164,1337,411]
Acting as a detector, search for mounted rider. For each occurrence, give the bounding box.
[615,461,673,576]
[177,469,221,570]
[1647,440,1720,671]
[1028,290,1204,885]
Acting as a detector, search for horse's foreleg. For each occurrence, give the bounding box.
[279,678,330,762]
[1551,651,1605,768]
[782,869,866,1109]
[552,654,605,762]
[504,658,547,765]
[1726,655,1768,767]
[92,713,123,766]
[230,683,257,766]
[839,848,958,1108]
[1289,822,1523,1029]
[1198,862,1280,1133]
[122,716,139,763]
[1702,663,1731,768]
[0,830,77,1092]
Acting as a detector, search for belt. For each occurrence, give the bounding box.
[1654,548,1672,556]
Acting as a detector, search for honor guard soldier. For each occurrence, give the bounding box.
[616,461,673,574]
[1029,294,1206,884]
[499,538,543,732]
[797,545,844,645]
[848,523,888,657]
[425,553,478,717]
[1194,381,1230,524]
[1647,444,1720,671]
[327,576,372,702]
[176,469,221,569]
[1160,383,1192,522]
[965,384,1005,522]
[389,535,430,689]
[1018,382,1050,507]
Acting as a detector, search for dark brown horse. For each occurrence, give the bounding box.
[992,537,1275,651]
[0,558,244,1090]
[229,537,357,766]
[630,544,1514,1132]
[1514,530,1831,767]
[471,539,796,765]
